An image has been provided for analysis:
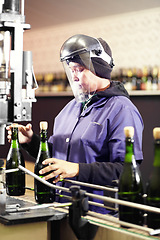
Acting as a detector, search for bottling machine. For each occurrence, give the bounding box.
[0,0,37,145]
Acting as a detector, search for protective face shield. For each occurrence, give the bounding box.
[62,51,98,102]
[60,34,113,103]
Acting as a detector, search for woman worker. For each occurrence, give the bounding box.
[7,34,143,214]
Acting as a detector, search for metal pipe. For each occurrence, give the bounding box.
[18,165,70,193]
[57,193,117,211]
[6,202,72,213]
[18,165,160,214]
[86,192,160,214]
[87,211,154,234]
[5,168,19,173]
[88,200,117,211]
[64,179,118,192]
[21,0,24,16]
[0,124,6,145]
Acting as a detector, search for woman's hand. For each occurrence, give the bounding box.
[6,123,33,144]
[39,158,79,183]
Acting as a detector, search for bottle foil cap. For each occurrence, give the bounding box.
[12,123,19,128]
[153,127,160,139]
[40,121,48,130]
[124,126,134,138]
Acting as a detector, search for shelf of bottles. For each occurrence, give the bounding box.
[35,72,72,97]
[112,66,160,96]
[35,66,160,97]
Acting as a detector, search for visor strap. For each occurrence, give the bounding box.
[90,49,112,65]
[90,37,112,66]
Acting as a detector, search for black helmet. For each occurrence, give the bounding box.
[60,34,114,79]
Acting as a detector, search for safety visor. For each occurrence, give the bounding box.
[62,51,97,102]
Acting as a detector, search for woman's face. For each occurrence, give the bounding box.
[69,62,97,93]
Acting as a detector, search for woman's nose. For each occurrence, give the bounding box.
[72,72,79,81]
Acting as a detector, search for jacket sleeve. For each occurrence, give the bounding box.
[21,133,40,159]
[21,133,53,159]
[78,161,124,186]
[78,159,142,186]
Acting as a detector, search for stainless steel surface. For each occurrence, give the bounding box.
[0,0,37,145]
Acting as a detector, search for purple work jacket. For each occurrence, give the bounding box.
[48,87,143,214]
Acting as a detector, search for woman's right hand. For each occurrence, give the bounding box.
[6,123,33,144]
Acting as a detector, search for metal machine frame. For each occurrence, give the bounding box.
[0,0,37,144]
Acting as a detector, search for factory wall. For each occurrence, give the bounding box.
[23,7,160,74]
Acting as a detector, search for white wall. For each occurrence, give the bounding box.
[23,7,160,74]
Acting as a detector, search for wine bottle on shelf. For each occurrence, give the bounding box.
[34,121,55,204]
[152,66,158,91]
[118,126,144,226]
[146,127,160,229]
[131,67,137,91]
[6,123,25,196]
[141,66,148,90]
[136,68,142,90]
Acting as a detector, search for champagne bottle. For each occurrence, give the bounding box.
[34,121,55,204]
[146,127,160,229]
[6,124,25,196]
[118,126,144,226]
[0,159,5,188]
[0,159,6,215]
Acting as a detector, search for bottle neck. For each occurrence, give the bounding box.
[11,127,19,149]
[40,129,48,152]
[153,139,160,167]
[125,137,135,164]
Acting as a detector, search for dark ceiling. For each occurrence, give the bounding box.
[24,0,160,30]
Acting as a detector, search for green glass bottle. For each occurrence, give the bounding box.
[6,124,25,196]
[147,127,160,229]
[118,126,144,226]
[0,159,5,188]
[34,121,55,204]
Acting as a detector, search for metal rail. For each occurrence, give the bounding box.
[64,179,118,192]
[18,165,160,215]
[18,165,70,193]
[87,211,159,235]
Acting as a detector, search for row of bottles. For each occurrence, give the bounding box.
[35,66,160,94]
[5,122,55,203]
[35,72,71,94]
[3,122,160,229]
[118,126,160,229]
[112,66,160,91]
